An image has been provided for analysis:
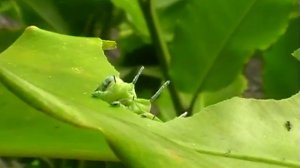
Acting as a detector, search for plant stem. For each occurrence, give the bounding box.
[138,0,185,115]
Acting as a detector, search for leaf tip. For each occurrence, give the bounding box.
[102,40,117,50]
[291,48,300,61]
[26,25,39,32]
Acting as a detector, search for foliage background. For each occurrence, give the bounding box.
[0,0,299,167]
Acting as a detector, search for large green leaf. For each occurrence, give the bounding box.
[0,26,117,160]
[15,0,69,33]
[163,93,299,167]
[167,0,295,104]
[0,83,117,160]
[263,18,300,99]
[112,0,149,41]
[0,27,298,167]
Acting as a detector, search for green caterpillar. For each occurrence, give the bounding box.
[92,66,169,121]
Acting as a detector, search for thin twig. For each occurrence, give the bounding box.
[138,0,185,115]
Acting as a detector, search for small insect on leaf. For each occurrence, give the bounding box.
[92,66,170,122]
[284,121,292,131]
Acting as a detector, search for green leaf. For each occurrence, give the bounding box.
[155,0,185,42]
[0,83,117,160]
[15,0,69,33]
[167,0,295,100]
[156,89,177,121]
[0,26,117,160]
[193,74,247,112]
[292,48,300,61]
[51,0,115,36]
[0,27,298,167]
[162,93,300,168]
[112,0,149,40]
[263,18,300,99]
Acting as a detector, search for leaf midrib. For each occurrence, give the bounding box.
[189,0,258,111]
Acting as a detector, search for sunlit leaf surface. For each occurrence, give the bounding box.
[0,27,298,168]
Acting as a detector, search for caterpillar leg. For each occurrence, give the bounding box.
[178,111,188,118]
[150,80,170,102]
[140,112,162,122]
[132,66,144,84]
